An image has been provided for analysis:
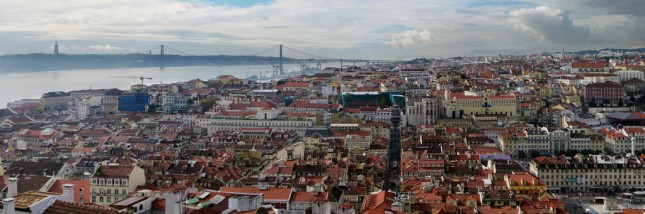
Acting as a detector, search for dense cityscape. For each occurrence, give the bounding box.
[1,48,645,214]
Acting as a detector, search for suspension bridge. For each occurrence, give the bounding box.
[138,44,400,75]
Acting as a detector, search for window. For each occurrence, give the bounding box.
[107,179,112,185]
[107,197,111,203]
[99,197,104,202]
[92,197,96,203]
[107,189,111,195]
[122,189,127,195]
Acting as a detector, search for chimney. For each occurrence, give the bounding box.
[62,184,74,203]
[79,188,84,204]
[164,191,180,214]
[7,178,17,198]
[2,198,15,214]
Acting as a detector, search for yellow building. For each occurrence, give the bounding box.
[442,91,518,118]
[102,95,120,113]
[90,165,146,205]
[39,91,72,111]
[505,172,547,193]
[303,137,330,153]
[533,85,554,98]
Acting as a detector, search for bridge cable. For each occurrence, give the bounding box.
[140,46,160,54]
[164,46,197,56]
[248,45,280,56]
[281,45,335,60]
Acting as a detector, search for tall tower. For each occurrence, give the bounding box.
[383,105,402,192]
[54,41,59,55]
[279,44,283,75]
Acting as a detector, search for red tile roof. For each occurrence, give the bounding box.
[361,190,396,213]
[218,187,292,201]
[48,179,91,204]
[44,200,119,214]
[572,62,607,68]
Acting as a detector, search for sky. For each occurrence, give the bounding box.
[0,0,643,59]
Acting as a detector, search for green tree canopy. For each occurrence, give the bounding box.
[199,98,215,112]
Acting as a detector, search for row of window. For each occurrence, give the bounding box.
[92,196,121,203]
[92,188,128,195]
[92,178,128,186]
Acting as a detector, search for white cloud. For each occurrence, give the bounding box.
[510,6,590,44]
[386,29,434,49]
[52,45,87,52]
[0,0,643,57]
[89,44,125,52]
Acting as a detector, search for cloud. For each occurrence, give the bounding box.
[52,45,87,52]
[386,29,434,49]
[510,6,590,44]
[533,0,645,17]
[0,0,643,58]
[89,44,126,52]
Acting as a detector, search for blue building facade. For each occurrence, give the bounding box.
[118,93,149,112]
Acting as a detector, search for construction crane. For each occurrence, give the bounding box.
[109,75,153,85]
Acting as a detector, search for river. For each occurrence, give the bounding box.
[0,63,337,108]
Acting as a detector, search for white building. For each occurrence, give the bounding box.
[405,95,439,126]
[530,155,645,193]
[161,92,189,113]
[616,70,644,82]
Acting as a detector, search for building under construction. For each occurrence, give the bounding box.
[341,91,405,108]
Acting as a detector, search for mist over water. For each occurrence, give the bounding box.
[0,63,337,108]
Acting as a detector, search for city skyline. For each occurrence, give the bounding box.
[0,0,644,59]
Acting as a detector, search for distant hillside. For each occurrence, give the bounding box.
[0,53,298,72]
[574,48,645,55]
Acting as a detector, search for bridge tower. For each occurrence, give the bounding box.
[160,45,165,68]
[279,44,283,75]
[54,41,59,55]
[160,45,165,57]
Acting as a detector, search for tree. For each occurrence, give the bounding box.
[630,95,637,102]
[588,97,597,107]
[199,98,214,112]
[618,99,624,107]
[276,79,287,86]
[378,98,388,109]
[147,104,157,113]
[602,99,610,107]
[256,207,269,214]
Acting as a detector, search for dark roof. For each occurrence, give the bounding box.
[42,91,71,98]
[94,165,135,178]
[328,186,344,203]
[17,176,53,193]
[5,161,65,176]
[304,127,331,138]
